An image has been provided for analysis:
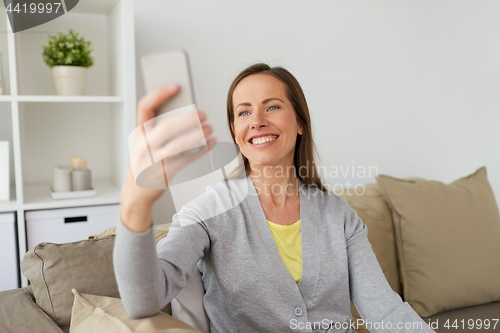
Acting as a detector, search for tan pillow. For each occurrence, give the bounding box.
[20,224,173,333]
[376,166,500,317]
[21,236,118,333]
[70,289,199,333]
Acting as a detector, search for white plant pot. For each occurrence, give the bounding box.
[51,66,88,96]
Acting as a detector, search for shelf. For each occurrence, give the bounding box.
[17,95,124,102]
[1,0,135,289]
[22,180,121,210]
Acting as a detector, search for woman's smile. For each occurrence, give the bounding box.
[249,134,280,148]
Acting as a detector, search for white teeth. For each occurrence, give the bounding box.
[251,136,278,145]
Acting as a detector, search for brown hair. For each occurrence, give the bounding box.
[226,63,327,191]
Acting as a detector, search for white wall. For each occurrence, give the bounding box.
[132,0,500,223]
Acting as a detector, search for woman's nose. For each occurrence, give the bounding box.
[250,111,268,129]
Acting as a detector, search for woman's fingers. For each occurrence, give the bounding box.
[136,84,180,126]
[147,110,208,148]
[162,139,217,182]
[157,124,213,161]
[197,110,207,123]
[132,87,217,186]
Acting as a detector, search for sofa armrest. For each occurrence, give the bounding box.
[0,286,64,333]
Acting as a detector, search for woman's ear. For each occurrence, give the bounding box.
[297,122,303,135]
[231,123,235,134]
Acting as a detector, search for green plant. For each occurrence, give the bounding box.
[42,29,95,68]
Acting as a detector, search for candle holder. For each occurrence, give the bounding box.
[72,168,92,191]
[52,165,72,192]
[50,157,96,200]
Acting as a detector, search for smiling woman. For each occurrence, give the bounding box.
[114,62,436,333]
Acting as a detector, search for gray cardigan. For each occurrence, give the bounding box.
[113,175,435,333]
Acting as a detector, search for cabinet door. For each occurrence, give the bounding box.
[0,212,18,291]
[25,204,119,251]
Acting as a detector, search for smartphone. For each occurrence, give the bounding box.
[140,49,196,115]
[140,49,205,157]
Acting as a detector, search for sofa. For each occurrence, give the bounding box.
[1,166,499,332]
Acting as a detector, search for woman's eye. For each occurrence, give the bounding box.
[268,106,279,111]
[239,111,250,116]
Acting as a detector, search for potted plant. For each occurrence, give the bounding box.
[42,29,95,95]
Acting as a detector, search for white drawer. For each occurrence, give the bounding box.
[25,204,120,251]
[0,212,18,291]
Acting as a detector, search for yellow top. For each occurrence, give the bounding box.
[267,219,302,284]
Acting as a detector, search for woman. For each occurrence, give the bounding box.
[114,63,434,333]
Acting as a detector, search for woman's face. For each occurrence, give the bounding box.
[231,74,303,170]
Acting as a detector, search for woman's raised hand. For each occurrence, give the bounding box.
[120,84,216,232]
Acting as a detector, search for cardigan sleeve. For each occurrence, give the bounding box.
[344,201,435,333]
[113,211,210,319]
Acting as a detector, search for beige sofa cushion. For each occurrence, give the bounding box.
[21,236,118,333]
[20,223,172,333]
[70,289,199,333]
[376,166,500,317]
[0,286,64,333]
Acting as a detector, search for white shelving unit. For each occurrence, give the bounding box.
[0,0,136,288]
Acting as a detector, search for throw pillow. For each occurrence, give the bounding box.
[70,289,199,333]
[20,224,173,333]
[21,236,118,333]
[376,166,500,317]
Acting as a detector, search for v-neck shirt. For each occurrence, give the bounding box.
[267,219,302,284]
